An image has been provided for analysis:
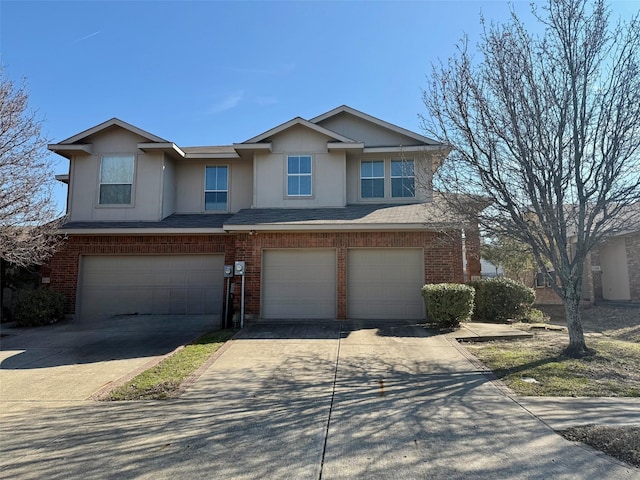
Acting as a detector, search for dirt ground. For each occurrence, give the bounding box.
[537,304,640,341]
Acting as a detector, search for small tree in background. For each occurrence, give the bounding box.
[423,0,640,357]
[0,67,62,267]
[481,235,537,284]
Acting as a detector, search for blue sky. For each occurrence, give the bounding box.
[1,0,638,214]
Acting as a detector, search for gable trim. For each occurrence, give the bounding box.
[57,118,169,145]
[309,105,441,146]
[243,117,357,144]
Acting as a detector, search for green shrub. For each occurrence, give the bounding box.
[468,278,535,323]
[13,289,65,327]
[518,307,550,324]
[422,283,475,329]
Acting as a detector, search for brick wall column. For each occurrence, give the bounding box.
[337,247,347,319]
[465,225,481,281]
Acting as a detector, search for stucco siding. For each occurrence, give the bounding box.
[316,112,424,147]
[161,155,176,218]
[67,127,164,222]
[254,125,346,208]
[345,153,432,204]
[174,159,252,214]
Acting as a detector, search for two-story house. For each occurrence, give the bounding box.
[47,105,480,323]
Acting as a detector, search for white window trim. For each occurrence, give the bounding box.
[391,159,416,198]
[97,154,136,207]
[359,159,385,200]
[286,154,313,197]
[204,165,229,212]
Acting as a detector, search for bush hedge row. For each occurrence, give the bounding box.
[13,289,66,327]
[468,278,535,323]
[422,278,535,328]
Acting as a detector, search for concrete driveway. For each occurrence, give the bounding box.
[0,315,218,404]
[0,320,636,479]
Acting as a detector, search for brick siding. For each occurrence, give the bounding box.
[626,233,640,301]
[48,230,468,319]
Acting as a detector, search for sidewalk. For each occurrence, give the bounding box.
[450,322,640,430]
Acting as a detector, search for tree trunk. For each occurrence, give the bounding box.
[563,287,594,358]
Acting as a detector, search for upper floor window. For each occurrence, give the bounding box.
[287,155,312,196]
[205,166,228,211]
[99,155,134,205]
[391,159,415,198]
[360,160,384,198]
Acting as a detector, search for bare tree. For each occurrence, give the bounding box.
[0,67,63,267]
[422,0,640,356]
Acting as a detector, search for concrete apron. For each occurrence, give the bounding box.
[0,314,219,407]
[0,320,636,480]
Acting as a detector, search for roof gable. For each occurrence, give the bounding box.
[310,105,440,146]
[243,117,358,144]
[57,118,168,145]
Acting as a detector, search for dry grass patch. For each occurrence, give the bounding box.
[464,332,640,397]
[464,306,640,468]
[106,329,237,401]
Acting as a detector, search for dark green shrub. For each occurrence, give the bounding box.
[468,278,535,323]
[13,289,65,327]
[422,283,475,329]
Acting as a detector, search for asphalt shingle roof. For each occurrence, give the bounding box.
[225,202,463,228]
[61,214,233,230]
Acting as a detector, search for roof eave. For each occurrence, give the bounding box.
[223,223,437,232]
[59,227,228,235]
[362,145,449,154]
[48,144,92,158]
[327,142,365,151]
[137,142,186,159]
[233,143,273,153]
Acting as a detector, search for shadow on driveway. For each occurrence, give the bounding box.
[0,314,220,369]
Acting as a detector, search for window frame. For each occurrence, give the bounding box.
[98,154,135,206]
[390,159,416,198]
[286,154,313,197]
[360,160,385,199]
[204,165,229,212]
[535,271,556,288]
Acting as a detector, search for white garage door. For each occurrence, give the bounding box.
[262,249,336,319]
[348,248,424,320]
[79,255,224,320]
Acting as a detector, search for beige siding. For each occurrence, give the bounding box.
[600,237,631,300]
[78,255,224,321]
[316,112,424,147]
[67,127,164,221]
[345,154,432,204]
[262,249,337,319]
[174,159,252,214]
[161,155,176,218]
[347,248,425,319]
[254,125,346,208]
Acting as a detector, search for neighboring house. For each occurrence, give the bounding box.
[46,105,481,323]
[588,230,640,303]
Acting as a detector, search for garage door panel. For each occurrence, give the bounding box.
[262,249,336,319]
[348,248,424,320]
[79,255,224,320]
